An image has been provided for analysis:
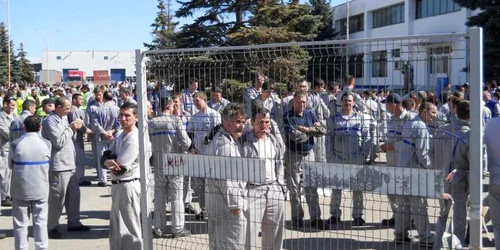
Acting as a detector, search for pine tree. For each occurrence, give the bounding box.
[174,0,255,48]
[144,0,178,50]
[310,0,335,40]
[17,43,34,83]
[453,0,500,80]
[9,40,21,83]
[0,23,8,85]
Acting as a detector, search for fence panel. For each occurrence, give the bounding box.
[136,31,487,250]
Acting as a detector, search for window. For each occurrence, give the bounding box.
[372,50,387,77]
[336,14,364,35]
[339,54,364,78]
[372,3,405,29]
[416,0,461,19]
[104,56,109,60]
[56,56,61,60]
[392,49,401,58]
[429,46,451,74]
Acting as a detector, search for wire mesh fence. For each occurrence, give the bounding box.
[135,31,488,250]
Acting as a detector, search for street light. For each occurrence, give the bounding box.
[0,0,11,87]
[34,28,59,85]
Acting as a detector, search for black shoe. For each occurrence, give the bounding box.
[419,239,434,248]
[381,218,395,226]
[1,199,12,207]
[172,228,191,238]
[48,229,61,239]
[394,236,411,244]
[195,209,207,221]
[185,204,199,215]
[327,216,341,225]
[0,233,5,239]
[79,180,92,186]
[67,225,91,232]
[310,219,329,230]
[291,219,304,229]
[97,182,107,187]
[353,217,366,226]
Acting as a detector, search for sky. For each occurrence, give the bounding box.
[0,0,346,60]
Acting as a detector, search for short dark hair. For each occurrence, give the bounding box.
[103,90,114,101]
[159,97,171,112]
[72,93,82,101]
[221,103,246,123]
[294,91,308,99]
[119,87,131,96]
[24,115,41,132]
[55,97,70,108]
[2,95,15,104]
[313,78,325,89]
[418,102,436,114]
[345,75,355,85]
[341,91,355,100]
[94,85,105,94]
[456,100,470,120]
[120,102,137,115]
[22,100,36,111]
[251,104,270,121]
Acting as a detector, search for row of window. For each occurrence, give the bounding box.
[56,56,110,60]
[337,47,450,78]
[337,0,462,34]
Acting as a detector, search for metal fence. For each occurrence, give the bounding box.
[135,28,486,249]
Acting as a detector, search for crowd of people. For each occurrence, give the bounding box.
[0,74,496,250]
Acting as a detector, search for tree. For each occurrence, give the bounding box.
[310,0,335,40]
[0,23,8,85]
[144,0,178,50]
[174,0,256,48]
[9,40,21,83]
[453,0,500,80]
[17,43,34,83]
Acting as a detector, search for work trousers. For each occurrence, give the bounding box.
[154,175,184,234]
[97,140,112,183]
[284,150,321,221]
[90,135,99,175]
[394,196,433,242]
[488,184,500,250]
[47,171,82,230]
[184,176,193,205]
[110,180,142,250]
[245,183,284,250]
[330,189,364,219]
[74,141,86,183]
[13,199,49,250]
[194,177,206,210]
[206,192,246,250]
[313,135,326,163]
[0,153,11,201]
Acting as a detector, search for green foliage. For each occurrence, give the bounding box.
[144,0,178,50]
[17,43,34,83]
[310,0,335,40]
[9,40,21,83]
[0,23,8,85]
[453,0,500,80]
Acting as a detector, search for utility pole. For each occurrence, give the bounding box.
[345,0,350,77]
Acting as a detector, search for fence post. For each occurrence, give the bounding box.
[136,49,153,250]
[468,27,483,250]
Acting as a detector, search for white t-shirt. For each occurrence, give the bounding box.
[254,137,276,183]
[187,107,221,154]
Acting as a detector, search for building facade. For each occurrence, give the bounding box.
[41,50,136,83]
[333,0,477,90]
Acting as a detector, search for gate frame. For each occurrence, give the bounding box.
[136,28,484,249]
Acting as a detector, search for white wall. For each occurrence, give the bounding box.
[41,50,136,77]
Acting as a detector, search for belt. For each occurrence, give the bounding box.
[111,178,139,185]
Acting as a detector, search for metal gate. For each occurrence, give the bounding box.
[135,28,486,249]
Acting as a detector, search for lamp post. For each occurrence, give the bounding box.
[34,29,59,84]
[1,0,11,87]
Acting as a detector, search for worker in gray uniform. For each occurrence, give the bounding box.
[86,85,105,180]
[10,99,37,142]
[325,92,371,226]
[242,106,285,250]
[284,80,329,163]
[0,95,16,207]
[379,93,416,226]
[68,93,92,186]
[102,103,147,250]
[149,97,191,238]
[10,115,51,250]
[394,102,436,247]
[42,97,90,239]
[283,91,327,230]
[205,103,247,250]
[244,72,265,117]
[433,100,472,249]
[93,90,121,187]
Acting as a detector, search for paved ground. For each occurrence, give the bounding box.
[0,143,496,249]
